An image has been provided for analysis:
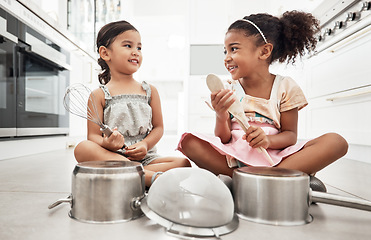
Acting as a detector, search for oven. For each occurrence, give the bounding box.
[0,8,71,138]
[303,0,371,162]
[313,0,371,54]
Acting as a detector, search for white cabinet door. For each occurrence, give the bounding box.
[306,86,371,146]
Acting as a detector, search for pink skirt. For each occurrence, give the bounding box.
[177,122,308,167]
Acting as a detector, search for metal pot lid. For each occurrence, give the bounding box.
[236,166,307,177]
[74,161,143,174]
[141,168,238,237]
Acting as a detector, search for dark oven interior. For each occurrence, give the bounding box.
[0,8,70,138]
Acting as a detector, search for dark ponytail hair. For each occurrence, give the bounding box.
[96,20,138,84]
[228,11,320,64]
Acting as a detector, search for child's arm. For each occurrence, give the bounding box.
[268,108,298,149]
[125,85,163,161]
[86,89,125,151]
[244,108,298,150]
[211,89,235,143]
[143,85,164,148]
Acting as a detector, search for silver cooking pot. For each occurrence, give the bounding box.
[49,161,145,223]
[233,167,371,226]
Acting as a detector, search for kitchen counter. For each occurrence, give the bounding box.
[1,142,371,240]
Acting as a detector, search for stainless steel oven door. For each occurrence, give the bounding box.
[16,46,69,136]
[0,35,16,137]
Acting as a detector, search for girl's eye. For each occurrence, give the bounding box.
[124,44,131,48]
[224,47,238,55]
[137,46,142,51]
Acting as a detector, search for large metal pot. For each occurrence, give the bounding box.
[49,161,145,223]
[233,167,371,226]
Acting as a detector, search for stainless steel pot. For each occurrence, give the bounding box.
[49,161,145,223]
[233,167,371,226]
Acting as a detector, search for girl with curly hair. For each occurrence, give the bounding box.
[178,11,348,188]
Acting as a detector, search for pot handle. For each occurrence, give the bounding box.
[131,193,146,210]
[311,190,371,211]
[48,194,72,209]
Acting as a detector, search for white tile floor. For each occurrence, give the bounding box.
[1,136,371,240]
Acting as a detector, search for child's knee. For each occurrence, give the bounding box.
[325,133,348,157]
[180,134,191,146]
[181,134,198,150]
[74,140,92,162]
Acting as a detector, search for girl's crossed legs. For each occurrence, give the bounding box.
[74,140,191,187]
[180,133,348,177]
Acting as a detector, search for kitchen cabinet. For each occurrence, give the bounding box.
[305,87,371,146]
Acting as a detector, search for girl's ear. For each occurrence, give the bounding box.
[99,46,110,61]
[259,43,273,60]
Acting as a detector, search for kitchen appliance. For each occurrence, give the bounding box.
[233,167,371,226]
[49,161,145,223]
[0,7,71,138]
[303,0,371,161]
[314,0,371,54]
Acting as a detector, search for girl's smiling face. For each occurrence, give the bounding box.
[224,30,261,80]
[105,30,142,76]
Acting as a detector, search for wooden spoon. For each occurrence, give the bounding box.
[206,73,274,166]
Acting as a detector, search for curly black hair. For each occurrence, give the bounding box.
[96,20,138,84]
[228,11,320,64]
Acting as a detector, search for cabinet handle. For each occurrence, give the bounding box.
[326,89,371,101]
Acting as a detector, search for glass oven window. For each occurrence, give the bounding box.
[24,54,66,115]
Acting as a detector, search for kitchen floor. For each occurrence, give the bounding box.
[0,136,370,240]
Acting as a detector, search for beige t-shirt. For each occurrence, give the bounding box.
[229,75,308,129]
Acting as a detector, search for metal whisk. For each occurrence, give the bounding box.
[63,83,113,137]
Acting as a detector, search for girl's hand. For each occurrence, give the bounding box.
[242,126,270,149]
[125,141,148,161]
[211,89,235,122]
[102,127,125,151]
